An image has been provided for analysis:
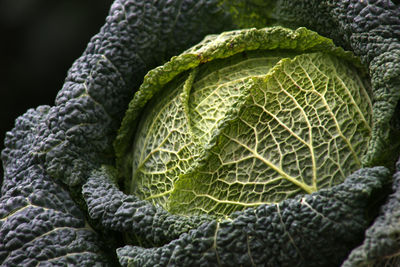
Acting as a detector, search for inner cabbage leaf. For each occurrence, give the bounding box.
[130,50,372,217]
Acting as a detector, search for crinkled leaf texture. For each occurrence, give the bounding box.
[1,0,400,267]
[85,166,389,267]
[342,157,400,266]
[118,26,372,218]
[0,107,110,265]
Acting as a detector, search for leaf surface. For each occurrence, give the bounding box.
[169,52,372,216]
[126,28,372,217]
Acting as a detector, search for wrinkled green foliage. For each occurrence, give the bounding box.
[120,27,372,218]
[1,1,400,266]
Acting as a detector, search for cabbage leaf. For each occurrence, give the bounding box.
[118,27,372,218]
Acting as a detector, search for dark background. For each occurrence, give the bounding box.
[0,0,114,183]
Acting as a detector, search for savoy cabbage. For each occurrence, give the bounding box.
[1,0,400,266]
[117,26,373,218]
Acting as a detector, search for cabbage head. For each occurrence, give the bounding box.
[116,26,372,218]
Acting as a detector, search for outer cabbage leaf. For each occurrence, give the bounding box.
[0,107,111,265]
[83,166,389,266]
[342,155,400,266]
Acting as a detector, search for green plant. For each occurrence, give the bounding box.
[117,26,373,218]
[1,1,400,266]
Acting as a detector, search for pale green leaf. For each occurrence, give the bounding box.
[120,27,372,218]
